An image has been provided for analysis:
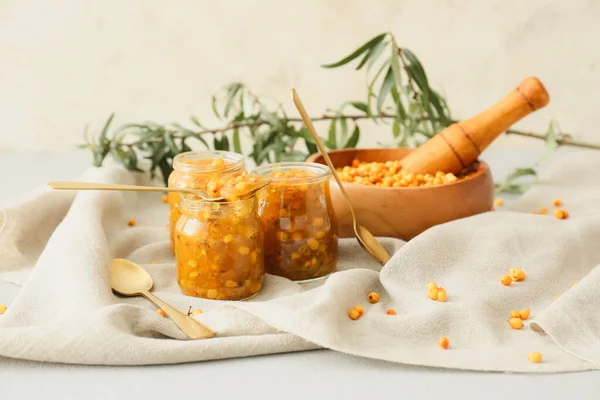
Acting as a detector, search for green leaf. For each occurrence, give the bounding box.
[100,113,115,139]
[321,33,387,68]
[506,167,537,181]
[403,48,430,103]
[157,158,172,187]
[242,92,253,117]
[343,125,360,148]
[180,138,192,152]
[327,119,337,149]
[224,83,242,117]
[377,67,394,113]
[340,118,349,142]
[390,85,407,120]
[124,148,144,172]
[367,60,390,120]
[190,115,205,128]
[211,95,221,119]
[280,151,307,162]
[392,119,400,138]
[367,40,388,70]
[295,127,318,154]
[390,45,402,86]
[213,136,223,151]
[350,101,369,114]
[232,128,242,153]
[543,120,558,160]
[221,135,230,151]
[429,90,451,125]
[164,132,179,155]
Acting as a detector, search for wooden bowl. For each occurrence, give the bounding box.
[306,148,494,241]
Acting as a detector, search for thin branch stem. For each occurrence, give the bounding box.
[504,129,600,150]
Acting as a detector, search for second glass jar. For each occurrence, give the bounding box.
[252,162,339,282]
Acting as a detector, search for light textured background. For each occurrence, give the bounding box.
[0,0,598,153]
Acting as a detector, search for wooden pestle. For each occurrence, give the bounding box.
[399,76,550,175]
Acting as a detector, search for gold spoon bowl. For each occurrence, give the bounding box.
[110,258,215,340]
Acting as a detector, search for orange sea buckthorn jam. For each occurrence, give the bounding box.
[174,193,265,301]
[252,162,338,282]
[336,159,477,187]
[168,151,245,249]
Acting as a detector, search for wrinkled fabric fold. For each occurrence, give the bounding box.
[0,153,599,372]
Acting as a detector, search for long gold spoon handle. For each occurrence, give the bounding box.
[142,290,216,340]
[48,181,190,195]
[290,89,357,222]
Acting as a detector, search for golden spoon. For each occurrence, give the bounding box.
[290,89,391,265]
[48,181,218,201]
[110,258,215,340]
[48,180,271,202]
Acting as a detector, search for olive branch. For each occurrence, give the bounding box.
[81,32,598,193]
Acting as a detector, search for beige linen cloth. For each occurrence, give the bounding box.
[1,151,600,372]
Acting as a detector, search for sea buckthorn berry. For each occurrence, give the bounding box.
[223,234,234,244]
[510,310,520,319]
[528,352,543,363]
[191,309,203,316]
[554,209,568,219]
[553,198,562,207]
[354,306,364,316]
[207,289,218,299]
[276,231,288,241]
[161,194,168,203]
[437,286,446,293]
[238,246,250,255]
[0,304,6,315]
[250,251,258,264]
[509,268,526,282]
[349,308,360,320]
[519,309,530,320]
[386,309,397,315]
[494,198,504,207]
[509,318,524,330]
[438,336,450,349]
[500,275,513,286]
[156,309,167,318]
[151,260,158,264]
[368,292,380,304]
[426,281,438,291]
[187,260,198,268]
[307,238,320,251]
[211,158,225,167]
[312,217,324,227]
[315,231,326,239]
[539,207,548,215]
[437,291,447,302]
[428,288,439,300]
[128,219,136,227]
[225,280,239,288]
[189,271,199,279]
[554,295,560,300]
[572,281,578,287]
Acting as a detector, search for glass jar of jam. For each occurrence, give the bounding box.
[168,151,245,248]
[174,193,265,300]
[251,162,338,282]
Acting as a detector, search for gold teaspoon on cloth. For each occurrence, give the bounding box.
[290,89,391,265]
[110,258,215,340]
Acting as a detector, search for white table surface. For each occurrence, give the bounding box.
[1,148,599,400]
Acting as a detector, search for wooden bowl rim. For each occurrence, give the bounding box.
[306,147,490,191]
